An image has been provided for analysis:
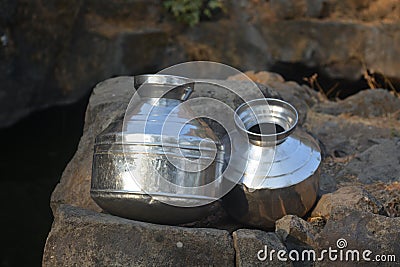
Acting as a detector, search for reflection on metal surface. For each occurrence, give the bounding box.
[222,98,321,229]
[91,74,321,227]
[91,74,225,224]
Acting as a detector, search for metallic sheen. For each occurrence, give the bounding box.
[91,74,224,224]
[222,98,321,229]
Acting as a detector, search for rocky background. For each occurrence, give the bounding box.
[1,0,399,266]
[0,0,399,127]
[43,73,400,266]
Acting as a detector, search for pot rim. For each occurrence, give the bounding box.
[234,98,299,145]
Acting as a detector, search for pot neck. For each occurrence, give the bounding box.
[134,74,194,101]
[234,98,298,147]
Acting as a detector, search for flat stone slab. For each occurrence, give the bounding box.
[43,205,234,266]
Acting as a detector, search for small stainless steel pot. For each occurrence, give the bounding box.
[222,98,321,229]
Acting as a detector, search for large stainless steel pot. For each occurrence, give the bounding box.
[222,98,321,229]
[91,75,225,224]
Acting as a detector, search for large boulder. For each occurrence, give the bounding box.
[44,74,400,266]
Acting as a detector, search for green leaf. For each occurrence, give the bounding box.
[208,0,222,9]
[163,0,224,26]
[203,8,212,18]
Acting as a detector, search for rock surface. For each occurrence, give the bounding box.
[311,186,384,219]
[365,182,400,217]
[314,89,400,118]
[1,0,399,126]
[44,74,400,266]
[339,139,400,184]
[51,76,136,212]
[315,210,400,266]
[275,215,317,246]
[43,204,234,266]
[309,184,400,266]
[233,229,291,267]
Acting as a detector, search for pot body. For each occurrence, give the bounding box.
[91,75,224,224]
[222,98,321,228]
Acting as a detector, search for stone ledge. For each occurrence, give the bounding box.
[43,204,235,266]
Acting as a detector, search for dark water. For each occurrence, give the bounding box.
[0,95,89,267]
[248,123,285,135]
